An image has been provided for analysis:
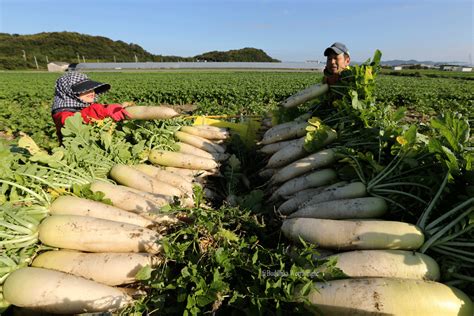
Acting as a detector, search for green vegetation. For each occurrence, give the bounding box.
[1,71,472,150]
[381,68,474,80]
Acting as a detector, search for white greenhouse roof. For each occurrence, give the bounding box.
[73,62,324,70]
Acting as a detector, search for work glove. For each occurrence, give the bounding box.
[106,104,131,121]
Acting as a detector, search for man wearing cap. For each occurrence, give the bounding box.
[51,71,130,142]
[322,42,351,85]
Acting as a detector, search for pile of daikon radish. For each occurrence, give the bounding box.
[257,84,473,315]
[2,109,232,314]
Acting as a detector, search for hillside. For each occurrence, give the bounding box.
[0,32,279,69]
[0,32,158,69]
[195,48,280,62]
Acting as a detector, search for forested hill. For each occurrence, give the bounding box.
[0,32,157,69]
[0,32,279,69]
[195,48,280,62]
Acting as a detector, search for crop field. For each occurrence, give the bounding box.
[1,71,472,148]
[0,66,473,315]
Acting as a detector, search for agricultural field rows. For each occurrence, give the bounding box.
[1,71,473,149]
[0,67,473,315]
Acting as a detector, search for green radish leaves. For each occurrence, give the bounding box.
[304,117,335,153]
[135,265,153,281]
[71,183,113,205]
[428,112,472,177]
[430,112,470,153]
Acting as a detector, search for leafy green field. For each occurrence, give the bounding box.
[1,71,473,149]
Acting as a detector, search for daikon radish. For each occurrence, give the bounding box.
[50,196,153,227]
[290,197,387,220]
[89,181,178,223]
[282,218,424,250]
[261,112,312,140]
[278,183,346,215]
[97,183,187,219]
[180,125,229,140]
[175,131,225,153]
[110,164,184,197]
[38,215,162,254]
[271,148,336,184]
[266,128,336,168]
[266,137,308,168]
[259,121,308,145]
[32,250,161,286]
[193,125,229,133]
[3,267,133,314]
[301,181,367,207]
[259,138,302,155]
[149,149,219,170]
[270,169,337,201]
[322,250,440,280]
[297,278,472,316]
[139,211,180,224]
[122,184,194,208]
[90,181,167,213]
[279,83,329,108]
[163,166,217,179]
[177,142,229,161]
[116,184,176,207]
[133,163,194,193]
[126,105,179,120]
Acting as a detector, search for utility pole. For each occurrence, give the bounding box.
[113,55,116,63]
[134,54,138,63]
[77,53,80,63]
[83,56,86,63]
[22,50,26,61]
[46,56,49,64]
[34,56,39,70]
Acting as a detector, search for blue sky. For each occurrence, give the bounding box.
[0,0,472,63]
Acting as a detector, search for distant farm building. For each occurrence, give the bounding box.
[392,64,439,70]
[441,66,472,72]
[442,66,455,71]
[47,62,70,72]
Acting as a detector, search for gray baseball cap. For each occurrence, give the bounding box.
[324,42,350,56]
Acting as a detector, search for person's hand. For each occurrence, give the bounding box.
[106,104,131,121]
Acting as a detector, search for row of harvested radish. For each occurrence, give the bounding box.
[2,123,231,314]
[258,114,473,315]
